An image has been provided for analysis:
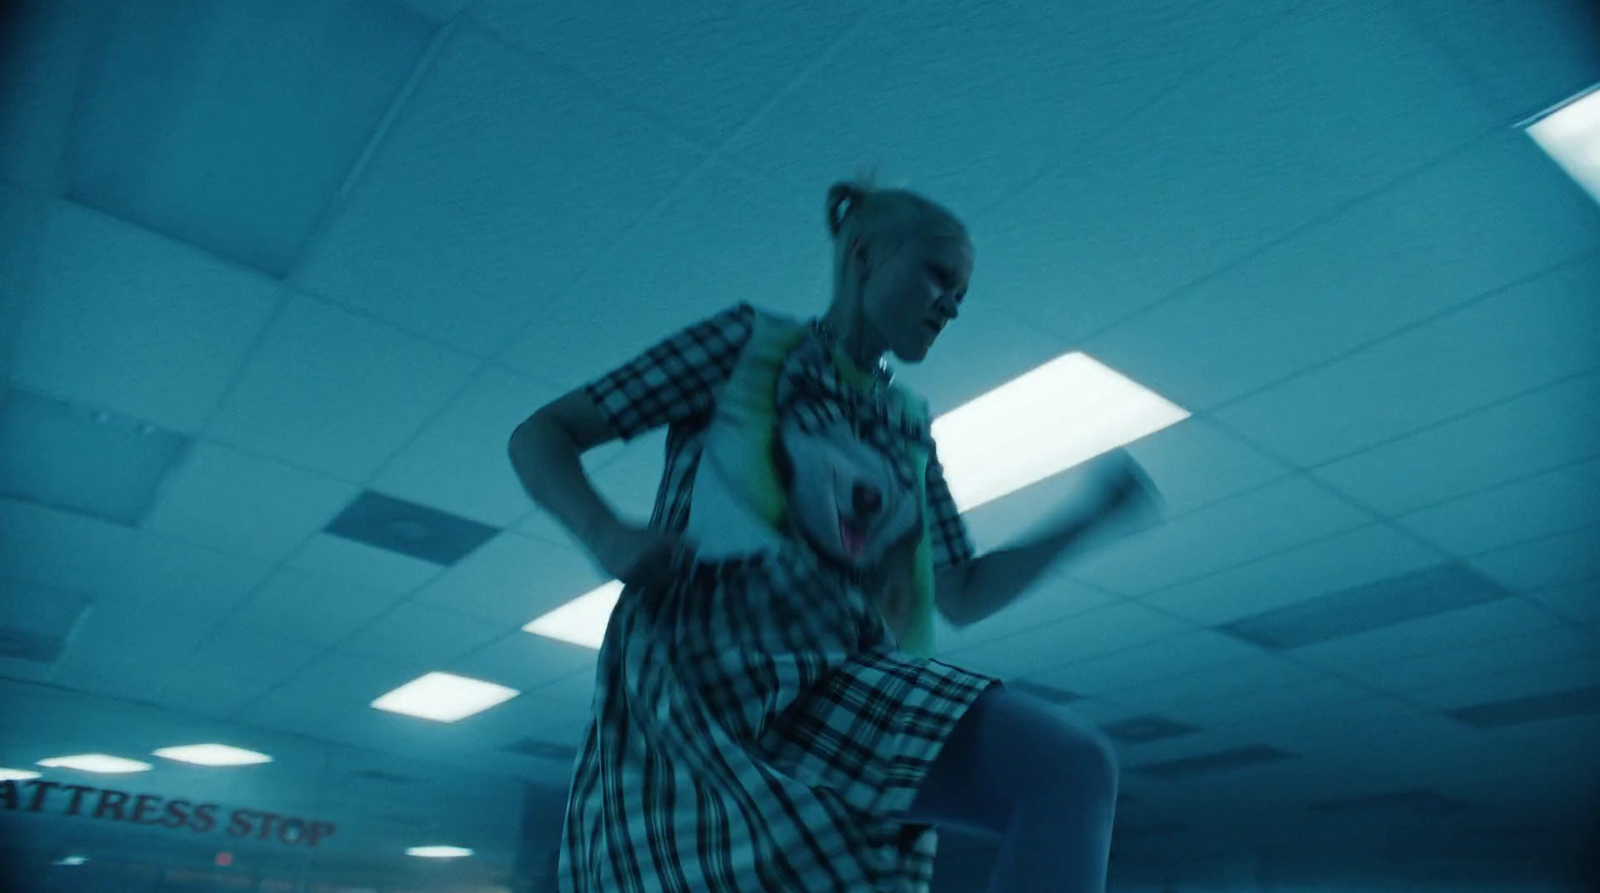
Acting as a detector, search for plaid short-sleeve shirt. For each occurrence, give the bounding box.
[583,302,975,569]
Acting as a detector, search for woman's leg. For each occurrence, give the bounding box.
[907,686,1121,893]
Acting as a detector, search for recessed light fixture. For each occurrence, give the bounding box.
[522,580,623,649]
[153,744,273,767]
[523,352,1188,649]
[371,672,518,723]
[406,845,473,858]
[930,351,1189,511]
[1526,84,1600,205]
[0,767,42,781]
[37,754,152,774]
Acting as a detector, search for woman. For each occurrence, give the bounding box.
[509,179,1160,893]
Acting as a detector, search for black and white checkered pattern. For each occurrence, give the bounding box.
[563,305,993,893]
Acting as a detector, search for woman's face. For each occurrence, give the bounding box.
[860,221,973,364]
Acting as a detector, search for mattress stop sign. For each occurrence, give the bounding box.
[2,777,336,847]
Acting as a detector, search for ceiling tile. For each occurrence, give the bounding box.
[1219,563,1513,652]
[1141,524,1443,626]
[1119,418,1290,518]
[185,625,324,688]
[1069,477,1372,595]
[726,0,1301,217]
[1125,744,1296,782]
[935,577,1117,655]
[472,0,872,148]
[945,602,1193,679]
[466,672,594,748]
[1467,524,1600,593]
[297,23,706,356]
[1336,625,1599,696]
[63,0,437,276]
[412,532,608,627]
[497,164,818,389]
[391,0,471,21]
[1088,132,1600,415]
[1313,369,1600,516]
[1214,252,1600,466]
[1160,676,1374,729]
[1228,698,1454,758]
[1395,0,1600,123]
[372,365,562,528]
[1407,656,1600,711]
[1104,655,1327,715]
[336,602,506,667]
[448,631,597,692]
[145,671,280,720]
[50,598,217,679]
[203,294,480,481]
[0,0,98,190]
[14,201,283,433]
[142,441,358,562]
[1525,575,1600,624]
[1034,630,1265,697]
[1287,594,1563,672]
[241,650,422,723]
[229,569,401,648]
[0,499,272,620]
[0,185,45,382]
[1396,455,1600,556]
[288,532,443,594]
[994,0,1496,345]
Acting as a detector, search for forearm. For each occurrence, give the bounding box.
[507,414,621,550]
[936,514,1100,628]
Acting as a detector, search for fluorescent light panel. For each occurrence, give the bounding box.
[371,672,518,723]
[38,754,152,774]
[522,580,623,649]
[1527,85,1600,205]
[524,351,1188,648]
[932,351,1188,511]
[407,845,473,858]
[0,767,42,781]
[154,744,272,766]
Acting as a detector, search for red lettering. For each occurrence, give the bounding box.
[160,798,191,830]
[61,784,95,816]
[191,803,219,833]
[226,809,253,838]
[133,793,163,825]
[255,811,280,841]
[0,780,16,811]
[27,780,59,812]
[93,789,128,821]
[306,821,334,847]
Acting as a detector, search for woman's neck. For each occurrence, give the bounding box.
[820,300,888,373]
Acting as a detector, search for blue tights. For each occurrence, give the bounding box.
[907,686,1121,893]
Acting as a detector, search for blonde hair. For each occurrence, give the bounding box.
[824,177,968,273]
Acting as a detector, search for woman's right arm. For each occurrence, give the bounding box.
[507,301,757,584]
[508,389,625,553]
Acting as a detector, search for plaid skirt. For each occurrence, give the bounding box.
[557,550,996,893]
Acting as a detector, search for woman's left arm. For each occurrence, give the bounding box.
[934,451,1160,629]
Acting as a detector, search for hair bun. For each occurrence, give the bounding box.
[826,181,865,238]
